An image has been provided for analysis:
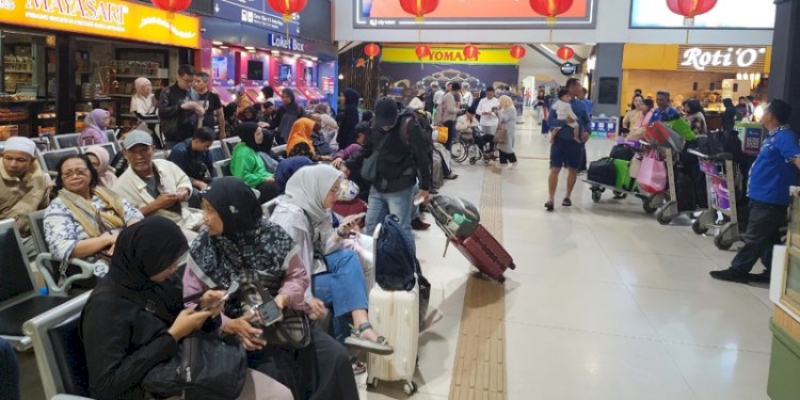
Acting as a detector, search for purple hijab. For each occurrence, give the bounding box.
[79,109,110,145]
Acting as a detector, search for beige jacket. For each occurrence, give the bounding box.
[0,159,49,234]
[112,159,203,231]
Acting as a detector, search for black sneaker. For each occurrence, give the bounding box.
[748,271,771,284]
[709,268,750,283]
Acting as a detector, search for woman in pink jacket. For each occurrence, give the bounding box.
[79,109,111,146]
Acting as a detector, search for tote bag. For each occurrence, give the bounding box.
[637,150,667,194]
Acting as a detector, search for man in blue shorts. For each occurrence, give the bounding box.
[545,78,591,211]
[711,100,800,283]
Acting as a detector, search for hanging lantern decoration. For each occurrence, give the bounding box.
[364,43,381,60]
[529,0,574,42]
[399,0,440,22]
[463,45,479,60]
[266,0,307,36]
[509,45,526,60]
[152,0,192,12]
[415,45,432,60]
[666,0,718,43]
[556,46,574,62]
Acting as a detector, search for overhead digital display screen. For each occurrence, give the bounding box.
[354,0,596,29]
[630,0,774,29]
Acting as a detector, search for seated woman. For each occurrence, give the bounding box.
[184,177,358,399]
[319,114,339,153]
[325,128,366,169]
[79,109,111,146]
[230,122,278,203]
[44,155,142,278]
[81,216,292,400]
[84,145,117,188]
[274,156,314,195]
[269,164,392,354]
[285,118,318,160]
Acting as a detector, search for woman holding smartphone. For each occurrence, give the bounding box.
[183,177,359,399]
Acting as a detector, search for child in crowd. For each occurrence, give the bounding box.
[551,89,580,143]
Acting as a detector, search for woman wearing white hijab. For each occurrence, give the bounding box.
[269,164,393,356]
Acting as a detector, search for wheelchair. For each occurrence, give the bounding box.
[450,126,484,165]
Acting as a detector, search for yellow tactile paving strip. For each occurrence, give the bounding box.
[448,166,507,400]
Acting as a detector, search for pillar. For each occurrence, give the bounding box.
[55,34,76,134]
[589,43,624,118]
[768,0,800,129]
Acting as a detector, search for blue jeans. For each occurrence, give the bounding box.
[365,185,415,242]
[0,338,20,400]
[313,250,369,343]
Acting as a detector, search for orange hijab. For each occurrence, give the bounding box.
[286,118,317,157]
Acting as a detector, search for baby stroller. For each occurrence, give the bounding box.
[451,126,484,165]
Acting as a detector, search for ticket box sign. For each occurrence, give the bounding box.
[0,0,201,49]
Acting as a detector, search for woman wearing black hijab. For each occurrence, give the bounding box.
[184,177,359,400]
[722,98,739,133]
[230,122,279,203]
[275,89,305,144]
[336,88,360,149]
[81,216,291,400]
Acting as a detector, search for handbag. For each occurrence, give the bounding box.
[494,123,507,144]
[637,149,667,194]
[250,273,312,350]
[142,333,248,400]
[629,154,642,179]
[433,126,448,144]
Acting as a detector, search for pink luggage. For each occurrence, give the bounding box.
[449,224,515,282]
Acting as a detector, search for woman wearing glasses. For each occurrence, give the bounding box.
[44,154,142,278]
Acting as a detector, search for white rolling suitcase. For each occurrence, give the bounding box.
[366,224,420,395]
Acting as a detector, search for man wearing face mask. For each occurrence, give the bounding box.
[362,98,433,240]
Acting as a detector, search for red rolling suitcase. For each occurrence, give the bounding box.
[447,225,515,282]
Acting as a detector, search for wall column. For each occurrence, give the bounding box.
[590,43,624,118]
[768,0,800,129]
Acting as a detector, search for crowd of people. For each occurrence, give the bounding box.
[0,62,471,399]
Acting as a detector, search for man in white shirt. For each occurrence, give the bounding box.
[432,82,445,108]
[112,131,203,236]
[476,86,501,144]
[461,83,473,109]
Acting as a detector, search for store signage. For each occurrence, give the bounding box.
[381,46,519,65]
[214,0,299,36]
[0,0,199,48]
[680,47,767,71]
[560,62,577,76]
[269,34,305,52]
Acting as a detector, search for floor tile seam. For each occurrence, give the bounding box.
[621,282,774,308]
[502,319,663,342]
[657,339,772,355]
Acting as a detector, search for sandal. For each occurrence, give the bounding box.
[351,359,367,375]
[544,201,554,212]
[444,174,459,180]
[344,322,395,355]
[562,198,572,207]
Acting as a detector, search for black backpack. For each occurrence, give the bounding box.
[609,144,635,161]
[376,214,418,291]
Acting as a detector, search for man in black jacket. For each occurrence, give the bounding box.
[158,65,203,149]
[363,98,433,240]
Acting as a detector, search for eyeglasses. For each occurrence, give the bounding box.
[62,169,89,179]
[180,76,194,84]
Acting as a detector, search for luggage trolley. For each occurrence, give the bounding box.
[652,146,695,225]
[585,141,669,214]
[688,149,740,250]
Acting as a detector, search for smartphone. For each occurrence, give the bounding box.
[255,300,283,327]
[200,285,236,312]
[340,212,366,227]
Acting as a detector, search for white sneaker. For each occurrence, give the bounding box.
[511,162,518,170]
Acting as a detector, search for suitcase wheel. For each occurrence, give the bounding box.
[509,263,516,270]
[497,275,506,283]
[404,380,418,395]
[367,376,378,388]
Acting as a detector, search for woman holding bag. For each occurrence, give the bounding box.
[184,177,359,399]
[81,216,292,400]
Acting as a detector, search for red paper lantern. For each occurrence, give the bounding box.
[152,0,191,12]
[666,0,718,25]
[510,45,526,60]
[556,46,574,61]
[463,45,479,60]
[364,43,381,60]
[399,0,440,21]
[529,0,574,24]
[266,0,308,21]
[415,45,432,60]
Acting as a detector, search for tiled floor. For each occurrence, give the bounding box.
[362,114,773,399]
[19,113,774,400]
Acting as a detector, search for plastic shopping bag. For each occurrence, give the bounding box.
[637,150,667,194]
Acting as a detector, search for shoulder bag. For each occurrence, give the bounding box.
[250,272,312,349]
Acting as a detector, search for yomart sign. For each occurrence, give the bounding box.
[678,46,768,72]
[381,46,520,65]
[0,0,200,48]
